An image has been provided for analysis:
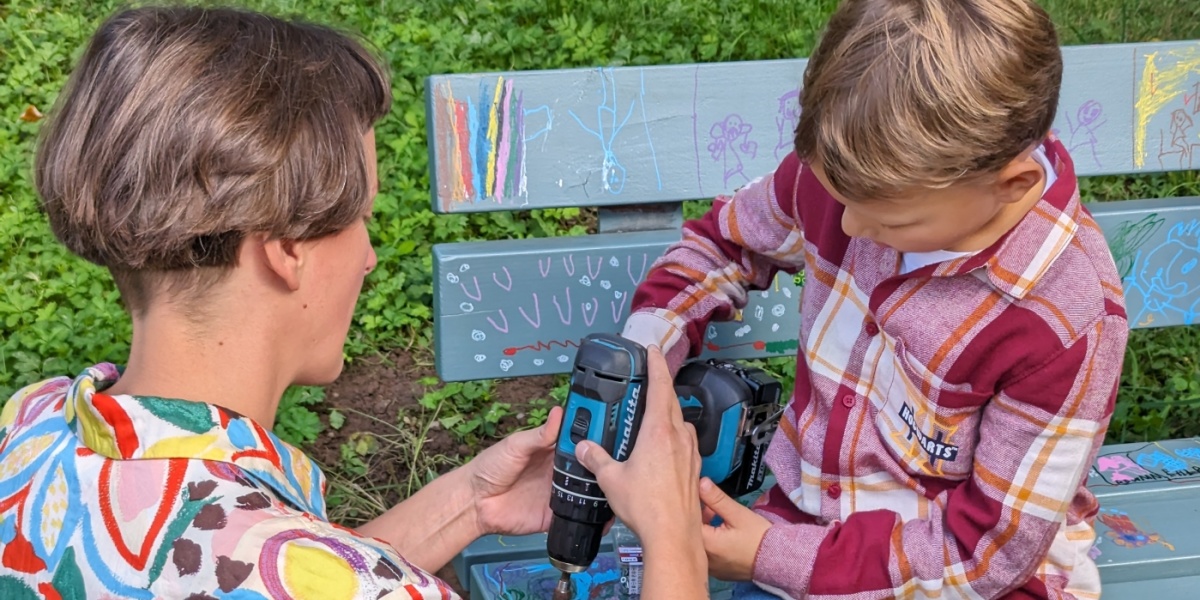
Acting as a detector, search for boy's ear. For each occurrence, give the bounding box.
[261,235,307,292]
[994,148,1047,205]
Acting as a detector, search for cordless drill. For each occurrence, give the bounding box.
[546,333,784,593]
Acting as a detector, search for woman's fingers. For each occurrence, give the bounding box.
[495,405,562,461]
[645,346,685,427]
[576,441,620,490]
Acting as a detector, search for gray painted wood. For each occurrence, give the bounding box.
[455,438,1200,598]
[434,197,1200,381]
[426,41,1200,213]
[1087,438,1200,585]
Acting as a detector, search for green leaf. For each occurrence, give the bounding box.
[329,409,346,430]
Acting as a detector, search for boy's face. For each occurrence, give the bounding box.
[810,161,1035,254]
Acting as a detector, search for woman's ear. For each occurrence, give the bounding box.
[260,235,306,292]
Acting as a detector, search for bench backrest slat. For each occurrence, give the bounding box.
[434,198,1200,381]
[426,41,1200,214]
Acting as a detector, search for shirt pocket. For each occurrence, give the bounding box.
[876,338,990,481]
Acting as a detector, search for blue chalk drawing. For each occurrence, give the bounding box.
[1125,218,1200,326]
[639,69,663,190]
[480,556,621,599]
[568,68,661,195]
[1137,449,1189,473]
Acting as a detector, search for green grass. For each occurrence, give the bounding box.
[2,0,1200,478]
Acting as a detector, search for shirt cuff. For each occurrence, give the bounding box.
[620,311,690,373]
[751,522,821,598]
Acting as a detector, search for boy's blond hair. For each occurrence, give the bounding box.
[35,6,392,313]
[795,0,1062,201]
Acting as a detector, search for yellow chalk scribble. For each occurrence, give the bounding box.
[485,76,504,197]
[1134,46,1200,168]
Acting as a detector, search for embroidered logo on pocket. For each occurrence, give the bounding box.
[897,402,959,468]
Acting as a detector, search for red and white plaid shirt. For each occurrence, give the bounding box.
[622,137,1127,600]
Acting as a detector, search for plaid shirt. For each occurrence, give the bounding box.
[622,137,1127,600]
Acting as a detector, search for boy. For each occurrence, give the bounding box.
[621,1,1127,598]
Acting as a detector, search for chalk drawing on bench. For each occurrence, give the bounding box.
[1108,213,1165,282]
[567,68,662,196]
[1157,106,1200,170]
[1091,441,1200,486]
[1134,44,1200,169]
[1124,218,1200,327]
[697,273,804,357]
[708,114,758,187]
[431,77,554,210]
[1098,508,1175,551]
[446,252,656,374]
[478,555,622,599]
[774,88,802,161]
[1136,448,1192,472]
[1064,100,1108,169]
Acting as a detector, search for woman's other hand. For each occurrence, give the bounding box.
[467,405,564,537]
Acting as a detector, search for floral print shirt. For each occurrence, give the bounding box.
[0,363,457,599]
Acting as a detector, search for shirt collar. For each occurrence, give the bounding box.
[66,363,327,519]
[925,135,1081,300]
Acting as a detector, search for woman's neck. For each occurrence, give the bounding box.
[105,306,290,427]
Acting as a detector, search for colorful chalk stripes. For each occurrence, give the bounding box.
[434,77,527,209]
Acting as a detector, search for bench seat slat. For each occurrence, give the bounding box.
[426,41,1200,214]
[454,438,1200,599]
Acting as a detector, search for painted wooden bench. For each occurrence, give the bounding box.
[426,41,1200,598]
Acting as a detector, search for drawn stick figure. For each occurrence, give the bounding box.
[708,114,758,187]
[774,89,801,161]
[1158,108,1200,170]
[1066,100,1106,168]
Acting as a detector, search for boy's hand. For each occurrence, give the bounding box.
[700,477,771,581]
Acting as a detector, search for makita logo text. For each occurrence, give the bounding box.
[615,384,642,460]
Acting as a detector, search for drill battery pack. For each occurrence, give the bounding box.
[675,359,785,498]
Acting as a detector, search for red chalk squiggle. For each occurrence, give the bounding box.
[503,339,582,355]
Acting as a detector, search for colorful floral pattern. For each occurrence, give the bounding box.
[0,363,457,599]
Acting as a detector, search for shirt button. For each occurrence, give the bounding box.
[841,394,856,408]
[865,321,880,336]
[828,483,842,499]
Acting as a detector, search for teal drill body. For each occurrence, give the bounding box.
[546,333,784,575]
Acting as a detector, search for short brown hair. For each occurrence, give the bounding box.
[794,0,1062,201]
[35,6,391,312]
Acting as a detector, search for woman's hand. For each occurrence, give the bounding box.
[467,405,564,537]
[357,407,563,572]
[575,346,708,598]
